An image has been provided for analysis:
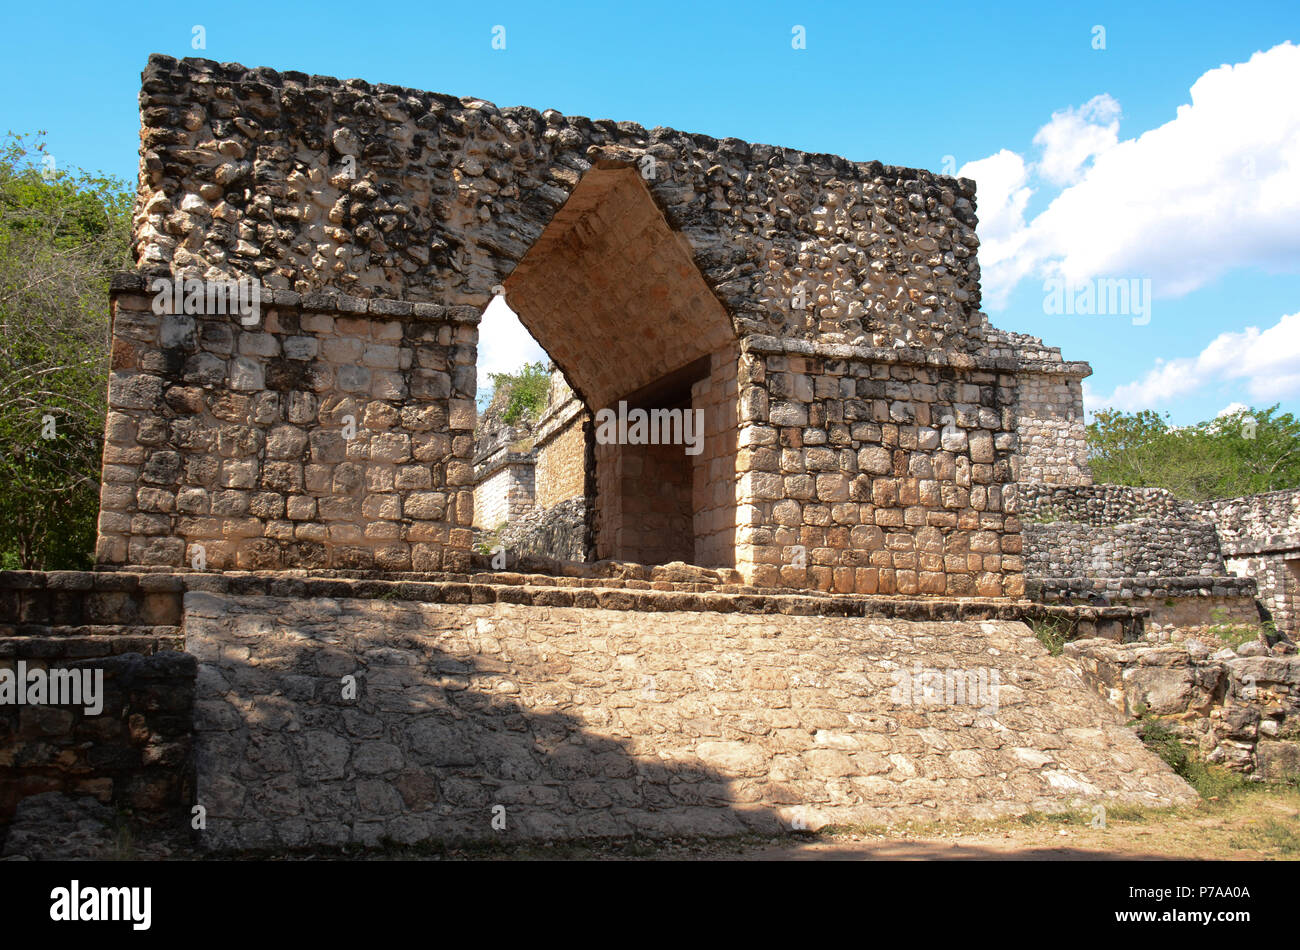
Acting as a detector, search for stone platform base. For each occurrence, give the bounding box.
[187,589,1196,850]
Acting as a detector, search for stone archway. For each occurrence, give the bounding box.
[100,54,1030,597]
[495,166,739,567]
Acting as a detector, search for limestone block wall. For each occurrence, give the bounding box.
[472,461,535,530]
[1198,489,1300,550]
[98,278,478,571]
[733,338,1023,596]
[1198,490,1300,635]
[982,329,1092,487]
[533,387,587,511]
[0,570,184,641]
[134,55,987,351]
[0,650,195,823]
[185,588,1194,850]
[595,434,695,565]
[1137,593,1261,633]
[1015,370,1091,486]
[1023,485,1225,579]
[691,346,740,568]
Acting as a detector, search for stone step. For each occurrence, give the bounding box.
[180,571,1142,638]
[0,630,184,658]
[184,591,1199,849]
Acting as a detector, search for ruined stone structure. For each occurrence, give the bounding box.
[100,53,1057,597]
[1021,483,1261,631]
[1197,490,1300,636]
[9,54,1300,855]
[981,328,1092,487]
[471,367,588,557]
[471,421,536,530]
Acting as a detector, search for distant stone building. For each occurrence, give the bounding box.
[471,425,535,530]
[471,367,589,560]
[1197,490,1300,635]
[533,370,587,511]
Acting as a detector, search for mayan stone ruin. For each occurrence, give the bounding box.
[1,54,1297,852]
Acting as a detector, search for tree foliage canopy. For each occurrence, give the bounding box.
[486,361,551,427]
[0,132,131,568]
[1086,405,1300,501]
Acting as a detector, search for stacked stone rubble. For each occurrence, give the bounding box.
[1068,637,1300,779]
[1197,489,1300,635]
[99,277,477,572]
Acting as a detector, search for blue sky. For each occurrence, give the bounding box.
[3,0,1298,423]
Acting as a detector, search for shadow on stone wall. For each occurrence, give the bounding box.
[0,651,195,825]
[189,593,792,851]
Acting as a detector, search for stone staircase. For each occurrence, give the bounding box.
[2,567,1196,848]
[183,580,1197,848]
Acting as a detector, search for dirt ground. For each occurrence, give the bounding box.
[5,783,1296,862]
[433,785,1300,861]
[736,792,1300,861]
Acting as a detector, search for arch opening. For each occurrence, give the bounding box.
[487,167,739,568]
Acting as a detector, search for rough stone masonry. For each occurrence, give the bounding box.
[95,53,1097,595]
[0,55,1220,848]
[186,587,1195,848]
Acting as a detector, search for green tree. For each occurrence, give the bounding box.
[1087,405,1300,501]
[486,361,551,427]
[0,132,131,569]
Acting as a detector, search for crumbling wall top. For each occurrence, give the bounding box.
[136,54,989,352]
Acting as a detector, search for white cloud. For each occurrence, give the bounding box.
[959,150,1031,245]
[1032,94,1121,185]
[958,150,1037,306]
[1216,401,1250,418]
[1087,310,1300,413]
[476,295,549,397]
[971,42,1300,309]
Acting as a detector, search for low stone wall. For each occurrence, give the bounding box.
[0,650,196,823]
[1028,576,1259,633]
[1021,485,1262,633]
[1196,490,1300,636]
[1025,522,1226,580]
[0,571,196,823]
[1021,484,1224,583]
[487,498,587,563]
[1137,593,1261,634]
[185,588,1194,850]
[0,570,184,649]
[1066,638,1300,779]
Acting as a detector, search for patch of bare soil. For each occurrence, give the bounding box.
[723,788,1300,861]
